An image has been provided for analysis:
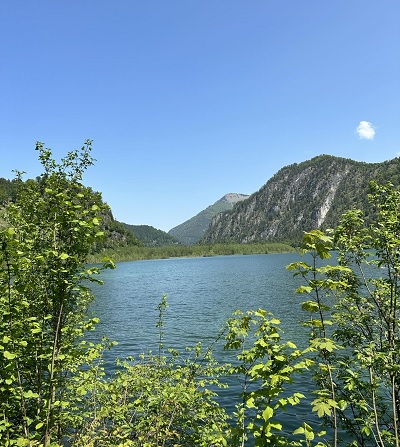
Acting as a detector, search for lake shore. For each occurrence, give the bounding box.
[87,242,298,263]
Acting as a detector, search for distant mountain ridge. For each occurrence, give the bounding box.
[5,154,399,250]
[202,155,400,244]
[168,193,249,245]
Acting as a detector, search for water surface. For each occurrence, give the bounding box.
[90,253,307,359]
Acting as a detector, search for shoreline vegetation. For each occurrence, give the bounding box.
[3,142,400,445]
[87,242,297,263]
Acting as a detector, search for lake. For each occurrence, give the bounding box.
[88,252,322,438]
[90,253,309,361]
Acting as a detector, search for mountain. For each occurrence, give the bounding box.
[122,224,181,247]
[168,193,250,245]
[202,155,400,244]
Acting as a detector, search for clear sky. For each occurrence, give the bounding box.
[1,1,399,232]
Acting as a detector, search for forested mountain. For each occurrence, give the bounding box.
[168,193,249,245]
[91,209,142,253]
[202,155,400,244]
[122,224,180,247]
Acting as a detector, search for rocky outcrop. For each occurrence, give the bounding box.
[202,155,400,244]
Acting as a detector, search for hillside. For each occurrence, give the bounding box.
[91,208,142,253]
[168,193,249,245]
[0,176,142,253]
[122,224,180,247]
[202,155,400,244]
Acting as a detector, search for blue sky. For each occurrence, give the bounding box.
[1,1,399,231]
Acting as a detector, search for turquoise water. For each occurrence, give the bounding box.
[89,253,323,439]
[90,253,308,359]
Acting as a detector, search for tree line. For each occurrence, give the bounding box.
[87,241,296,263]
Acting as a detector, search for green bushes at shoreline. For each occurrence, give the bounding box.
[87,242,297,263]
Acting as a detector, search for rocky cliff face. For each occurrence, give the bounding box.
[223,193,250,204]
[202,155,400,244]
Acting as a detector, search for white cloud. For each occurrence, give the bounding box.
[356,121,376,140]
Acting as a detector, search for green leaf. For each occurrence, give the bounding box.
[23,390,39,398]
[312,399,333,417]
[270,318,281,325]
[296,285,314,294]
[262,406,274,421]
[361,426,371,436]
[3,351,16,360]
[246,397,256,408]
[301,301,320,312]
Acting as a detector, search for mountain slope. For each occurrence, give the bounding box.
[123,224,181,247]
[202,155,400,244]
[91,208,142,253]
[168,193,249,245]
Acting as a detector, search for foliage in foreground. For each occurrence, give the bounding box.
[0,142,111,444]
[2,142,400,446]
[287,181,400,447]
[71,296,229,447]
